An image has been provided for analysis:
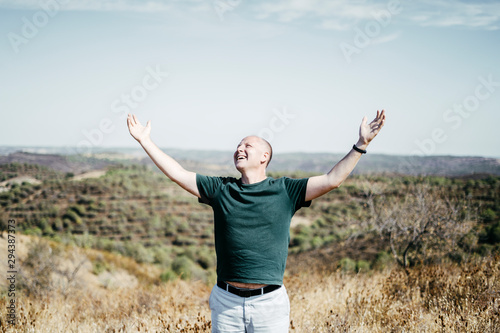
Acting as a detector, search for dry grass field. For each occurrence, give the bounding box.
[0,235,498,333]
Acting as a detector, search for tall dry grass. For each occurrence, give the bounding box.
[1,279,212,332]
[1,254,498,332]
[286,256,499,332]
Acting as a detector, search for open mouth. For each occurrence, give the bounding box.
[236,155,247,160]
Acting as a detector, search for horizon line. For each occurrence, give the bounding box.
[0,145,499,160]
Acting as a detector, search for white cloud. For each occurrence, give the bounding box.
[2,0,499,31]
[407,1,500,30]
[253,0,385,30]
[0,0,204,12]
[251,0,500,31]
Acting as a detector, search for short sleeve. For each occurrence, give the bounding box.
[196,174,223,205]
[283,177,311,212]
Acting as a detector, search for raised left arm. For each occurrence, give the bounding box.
[305,110,386,201]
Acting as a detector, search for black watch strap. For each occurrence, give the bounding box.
[353,144,367,154]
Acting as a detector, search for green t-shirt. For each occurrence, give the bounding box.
[196,175,311,285]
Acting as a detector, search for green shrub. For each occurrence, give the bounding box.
[23,227,42,236]
[92,260,109,275]
[197,251,215,269]
[478,244,494,256]
[152,246,172,267]
[42,224,54,236]
[124,242,154,264]
[488,221,500,244]
[177,221,190,233]
[63,210,83,225]
[73,233,95,249]
[160,269,177,282]
[175,234,198,246]
[313,218,327,228]
[69,204,87,216]
[356,260,371,273]
[290,234,308,248]
[171,255,196,280]
[338,257,356,273]
[311,236,323,249]
[481,208,497,223]
[373,251,394,271]
[37,218,50,231]
[459,231,478,251]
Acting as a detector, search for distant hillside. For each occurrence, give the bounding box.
[0,151,119,174]
[1,147,499,176]
[268,152,500,176]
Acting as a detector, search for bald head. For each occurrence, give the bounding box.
[259,137,273,167]
[244,136,272,167]
[236,136,273,168]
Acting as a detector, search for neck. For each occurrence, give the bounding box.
[240,169,267,184]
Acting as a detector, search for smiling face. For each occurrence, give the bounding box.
[233,136,271,173]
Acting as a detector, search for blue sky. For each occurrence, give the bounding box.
[1,0,499,157]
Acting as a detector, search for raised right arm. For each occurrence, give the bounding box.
[127,114,200,198]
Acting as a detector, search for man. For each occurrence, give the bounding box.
[127,110,385,332]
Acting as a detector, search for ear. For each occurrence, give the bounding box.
[260,151,270,165]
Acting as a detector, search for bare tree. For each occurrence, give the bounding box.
[367,181,473,272]
[18,238,87,298]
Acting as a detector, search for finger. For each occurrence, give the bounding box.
[129,114,137,125]
[127,114,133,127]
[375,110,385,124]
[146,120,151,128]
[361,116,368,126]
[373,115,385,131]
[379,110,386,125]
[133,114,139,125]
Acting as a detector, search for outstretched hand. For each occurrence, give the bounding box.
[358,110,386,147]
[127,113,151,144]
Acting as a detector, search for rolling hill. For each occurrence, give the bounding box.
[1,147,499,176]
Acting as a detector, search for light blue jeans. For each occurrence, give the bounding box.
[209,284,290,333]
